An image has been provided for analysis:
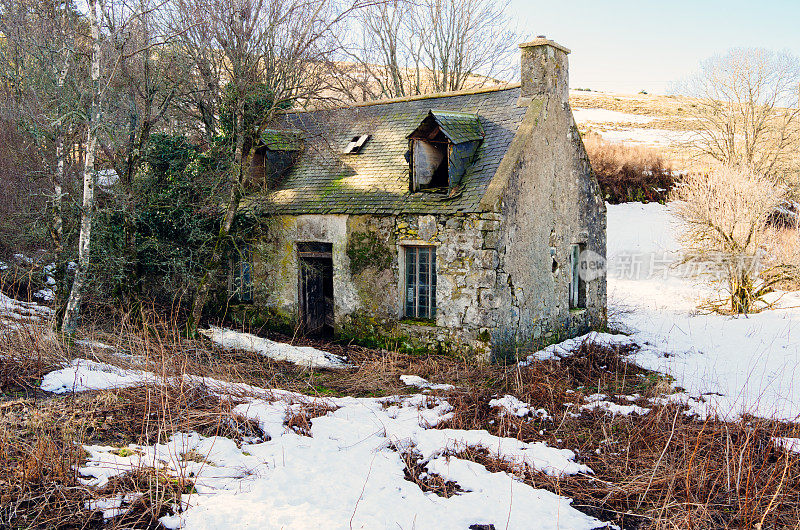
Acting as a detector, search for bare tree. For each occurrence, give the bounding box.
[334,0,521,102]
[0,0,86,305]
[670,166,788,314]
[679,48,800,181]
[181,0,361,333]
[63,0,103,332]
[99,0,180,299]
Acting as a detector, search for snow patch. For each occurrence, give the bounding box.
[774,437,800,454]
[572,107,655,124]
[581,394,651,417]
[41,358,157,393]
[400,374,455,391]
[520,331,635,364]
[200,326,349,369]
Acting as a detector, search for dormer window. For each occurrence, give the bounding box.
[343,134,370,154]
[407,110,484,194]
[250,129,303,190]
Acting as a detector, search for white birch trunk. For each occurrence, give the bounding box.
[51,48,70,308]
[62,0,100,332]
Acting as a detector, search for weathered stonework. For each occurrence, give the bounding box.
[232,39,606,361]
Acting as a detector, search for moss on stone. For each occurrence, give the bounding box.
[228,305,296,336]
[346,231,393,275]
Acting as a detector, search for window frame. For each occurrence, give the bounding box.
[569,243,586,310]
[230,243,254,303]
[402,245,437,321]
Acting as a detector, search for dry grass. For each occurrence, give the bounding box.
[583,132,677,204]
[285,401,338,437]
[3,313,800,528]
[418,342,800,529]
[0,325,65,396]
[392,445,465,498]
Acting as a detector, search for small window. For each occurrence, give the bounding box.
[569,243,586,309]
[411,138,449,191]
[343,134,370,154]
[405,246,437,320]
[231,244,253,303]
[407,110,484,194]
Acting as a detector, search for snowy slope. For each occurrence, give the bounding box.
[608,202,800,420]
[46,360,608,530]
[0,291,53,331]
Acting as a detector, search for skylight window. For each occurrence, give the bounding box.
[343,134,370,154]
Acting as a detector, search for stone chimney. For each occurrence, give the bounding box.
[519,37,570,105]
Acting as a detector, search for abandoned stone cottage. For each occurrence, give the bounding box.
[230,39,606,360]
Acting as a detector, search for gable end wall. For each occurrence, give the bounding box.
[492,95,607,356]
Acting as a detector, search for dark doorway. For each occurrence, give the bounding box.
[298,242,334,336]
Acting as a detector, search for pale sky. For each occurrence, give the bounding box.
[508,0,800,94]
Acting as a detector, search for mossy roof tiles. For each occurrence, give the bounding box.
[252,86,526,215]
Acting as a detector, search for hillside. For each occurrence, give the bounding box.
[569,90,699,171]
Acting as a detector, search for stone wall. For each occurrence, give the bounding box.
[246,212,503,358]
[491,94,607,359]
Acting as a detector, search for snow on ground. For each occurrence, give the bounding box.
[199,325,349,369]
[49,361,607,529]
[41,358,158,393]
[400,374,455,390]
[0,291,53,331]
[521,331,635,364]
[608,202,800,421]
[572,108,655,125]
[580,394,651,417]
[488,395,551,420]
[595,128,692,147]
[774,437,800,454]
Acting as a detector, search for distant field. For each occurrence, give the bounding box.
[569,90,700,171]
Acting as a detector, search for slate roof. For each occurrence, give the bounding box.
[251,85,527,215]
[414,110,485,144]
[260,129,304,151]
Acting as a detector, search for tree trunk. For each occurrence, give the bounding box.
[119,105,148,302]
[51,44,71,316]
[62,0,100,332]
[51,128,66,309]
[187,101,248,335]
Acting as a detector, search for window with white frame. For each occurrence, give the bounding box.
[404,246,436,320]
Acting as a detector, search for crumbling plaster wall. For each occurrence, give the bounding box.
[251,214,360,323]
[493,94,607,354]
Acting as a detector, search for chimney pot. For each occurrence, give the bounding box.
[518,38,570,105]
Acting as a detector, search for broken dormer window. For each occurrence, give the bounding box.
[407,110,484,194]
[343,134,370,154]
[250,129,303,190]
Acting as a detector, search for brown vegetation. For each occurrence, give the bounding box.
[2,316,800,528]
[583,132,678,203]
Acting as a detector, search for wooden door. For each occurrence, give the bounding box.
[298,243,334,335]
